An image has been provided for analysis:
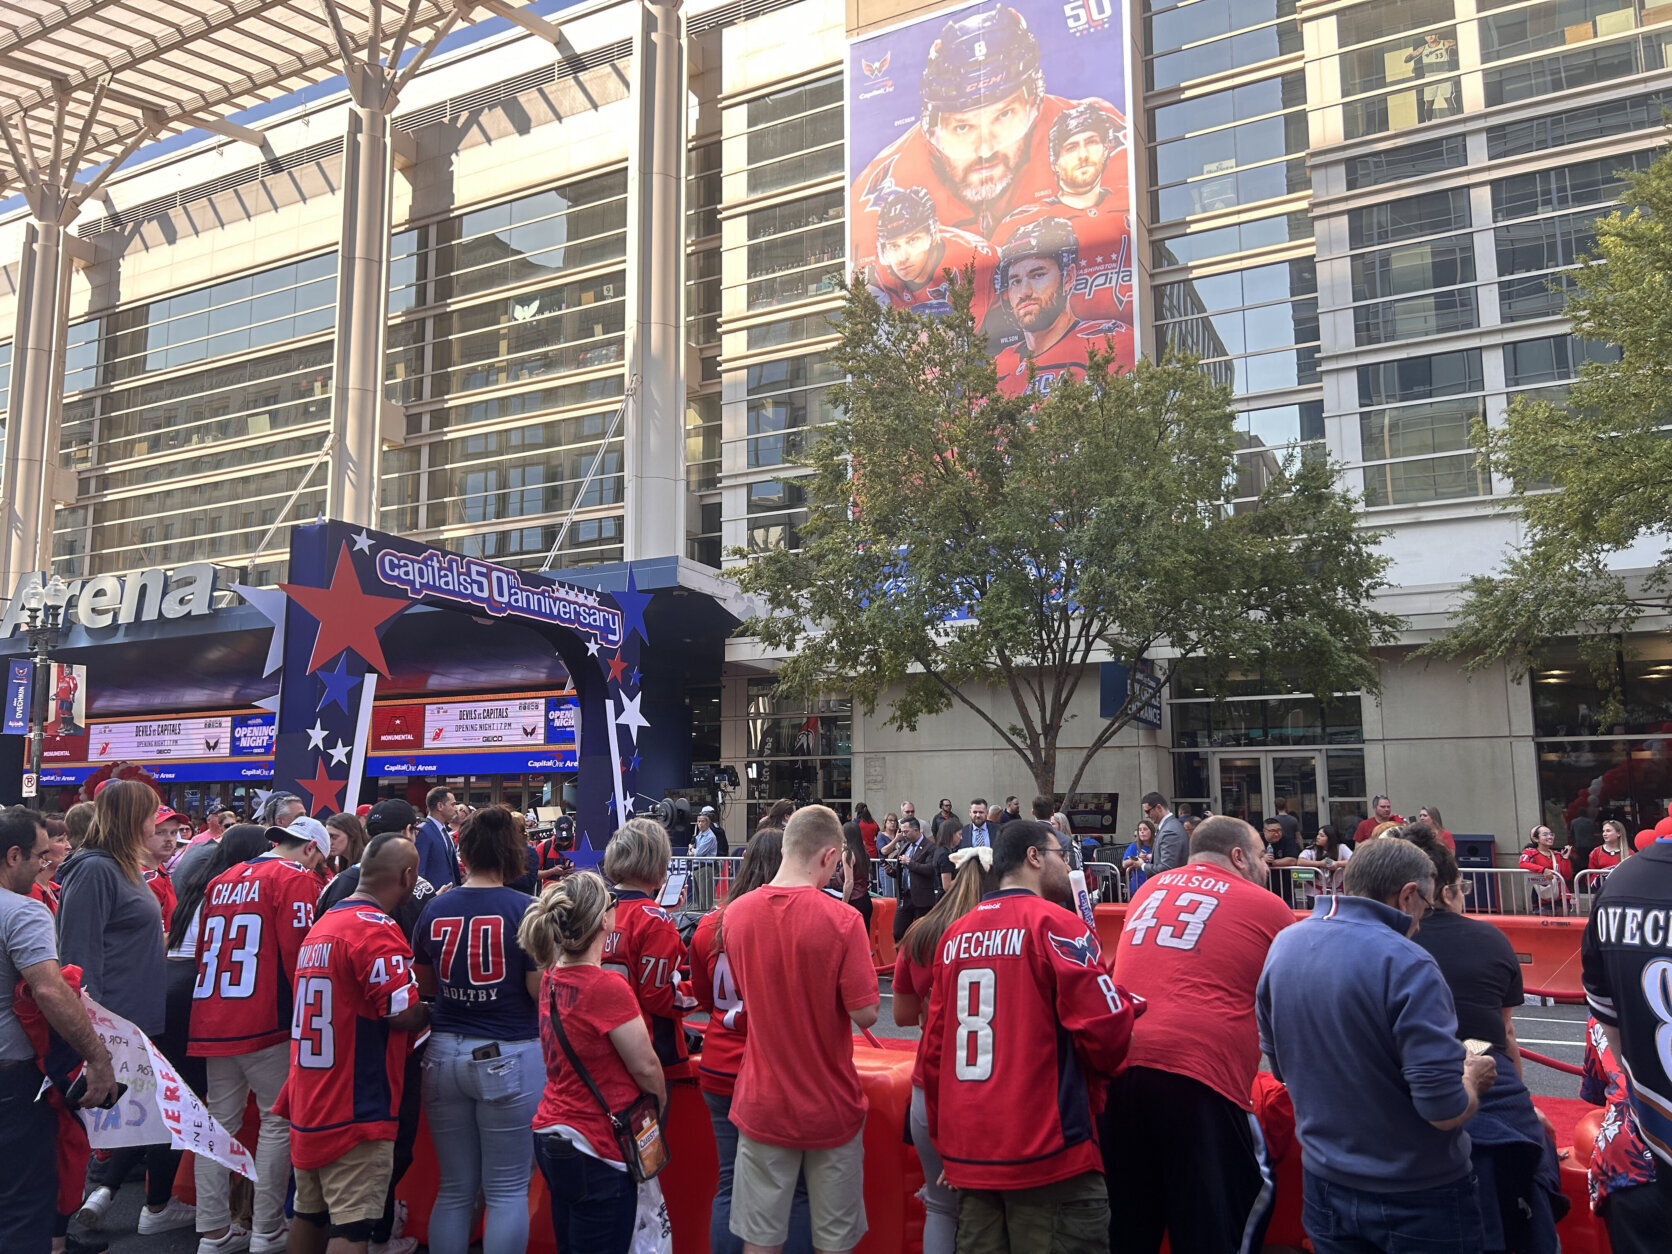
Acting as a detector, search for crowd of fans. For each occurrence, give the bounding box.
[0,779,1668,1254]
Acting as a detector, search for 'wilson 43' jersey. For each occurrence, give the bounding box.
[277,900,419,1169]
[187,855,319,1057]
[1582,839,1672,1165]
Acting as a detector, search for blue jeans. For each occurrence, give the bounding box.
[420,1033,542,1254]
[1303,1169,1485,1254]
[0,1065,56,1254]
[702,1089,813,1254]
[535,1133,638,1254]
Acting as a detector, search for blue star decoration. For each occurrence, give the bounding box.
[628,666,641,687]
[629,751,643,771]
[615,566,651,646]
[606,796,617,814]
[316,655,362,714]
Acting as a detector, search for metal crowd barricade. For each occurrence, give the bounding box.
[1458,866,1575,917]
[683,855,746,911]
[1571,867,1611,909]
[1082,861,1125,906]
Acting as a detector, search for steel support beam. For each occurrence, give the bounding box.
[327,91,397,528]
[0,189,76,595]
[622,0,687,563]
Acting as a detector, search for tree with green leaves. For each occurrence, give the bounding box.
[730,276,1402,798]
[1423,145,1672,699]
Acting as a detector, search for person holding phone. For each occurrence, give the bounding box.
[413,808,543,1254]
[602,818,698,1080]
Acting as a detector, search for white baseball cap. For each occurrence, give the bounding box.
[700,806,716,815]
[286,815,332,862]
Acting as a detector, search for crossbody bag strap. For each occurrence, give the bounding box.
[547,982,620,1128]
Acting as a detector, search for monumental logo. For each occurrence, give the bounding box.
[375,549,623,648]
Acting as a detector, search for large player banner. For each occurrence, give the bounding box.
[848,0,1136,397]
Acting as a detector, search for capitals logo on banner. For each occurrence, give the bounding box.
[847,0,1137,399]
[268,522,649,857]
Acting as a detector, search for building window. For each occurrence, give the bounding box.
[1231,401,1325,509]
[1348,189,1470,248]
[1345,136,1468,190]
[745,76,844,196]
[1358,347,1484,405]
[1146,0,1303,91]
[1485,89,1672,157]
[744,680,852,826]
[744,190,845,311]
[1502,333,1619,387]
[744,354,841,470]
[1151,211,1312,270]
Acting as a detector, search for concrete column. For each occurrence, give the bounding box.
[328,83,397,529]
[0,189,75,595]
[623,0,689,562]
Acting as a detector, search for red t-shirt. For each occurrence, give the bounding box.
[920,889,1137,1190]
[688,910,746,1097]
[1352,815,1404,843]
[1113,865,1296,1109]
[189,855,320,1057]
[890,943,935,1090]
[1436,829,1456,851]
[534,965,644,1163]
[601,890,697,1079]
[1590,845,1624,871]
[725,884,880,1149]
[143,866,176,935]
[858,820,880,859]
[275,900,418,1169]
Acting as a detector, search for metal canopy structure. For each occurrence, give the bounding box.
[0,0,556,202]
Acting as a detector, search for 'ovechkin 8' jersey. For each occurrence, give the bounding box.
[1582,839,1672,1165]
[921,888,1139,1190]
[188,855,319,1057]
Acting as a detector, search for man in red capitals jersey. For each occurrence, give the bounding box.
[995,104,1132,325]
[850,4,1125,262]
[1104,816,1297,1254]
[864,187,998,326]
[188,822,326,1254]
[921,820,1138,1252]
[992,217,1133,399]
[601,817,698,1079]
[280,834,429,1254]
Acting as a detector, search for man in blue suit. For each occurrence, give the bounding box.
[418,785,461,888]
[962,798,997,849]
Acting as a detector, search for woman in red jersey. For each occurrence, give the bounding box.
[891,847,1000,1254]
[522,872,665,1254]
[1590,819,1628,872]
[689,828,814,1254]
[1520,824,1574,913]
[601,818,698,1079]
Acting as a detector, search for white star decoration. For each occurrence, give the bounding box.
[251,788,275,815]
[350,529,375,553]
[327,739,351,766]
[232,583,290,677]
[585,639,600,657]
[306,719,329,750]
[614,690,650,744]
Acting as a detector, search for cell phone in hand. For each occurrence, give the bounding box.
[659,872,688,907]
[65,1075,127,1110]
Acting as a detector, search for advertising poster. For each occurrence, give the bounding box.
[848,0,1136,397]
[44,662,86,736]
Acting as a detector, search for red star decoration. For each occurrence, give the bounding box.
[298,757,346,817]
[607,651,628,684]
[280,542,411,676]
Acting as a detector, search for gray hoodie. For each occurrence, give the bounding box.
[56,848,166,1036]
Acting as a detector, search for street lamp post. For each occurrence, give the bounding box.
[21,576,71,809]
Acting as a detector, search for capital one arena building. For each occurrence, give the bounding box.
[1,0,1668,852]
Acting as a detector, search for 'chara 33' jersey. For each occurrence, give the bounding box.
[1581,839,1672,1164]
[188,854,320,1057]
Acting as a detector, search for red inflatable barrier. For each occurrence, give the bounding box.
[870,896,898,973]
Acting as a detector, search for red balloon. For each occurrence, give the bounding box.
[1638,830,1659,851]
[1656,817,1672,836]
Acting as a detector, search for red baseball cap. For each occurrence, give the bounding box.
[154,806,188,828]
[356,804,372,818]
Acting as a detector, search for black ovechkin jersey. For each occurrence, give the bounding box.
[1582,839,1672,1165]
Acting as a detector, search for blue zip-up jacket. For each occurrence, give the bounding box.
[1257,894,1473,1193]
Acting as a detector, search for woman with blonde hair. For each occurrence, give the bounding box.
[602,817,695,1079]
[59,779,184,1233]
[523,871,666,1254]
[891,848,1001,1254]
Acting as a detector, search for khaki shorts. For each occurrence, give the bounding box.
[731,1129,867,1252]
[293,1139,394,1225]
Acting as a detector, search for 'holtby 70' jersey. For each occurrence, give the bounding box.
[921,888,1138,1190]
[187,855,319,1057]
[277,900,420,1170]
[1582,839,1672,1165]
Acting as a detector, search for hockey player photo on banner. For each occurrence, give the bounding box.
[848,0,1136,397]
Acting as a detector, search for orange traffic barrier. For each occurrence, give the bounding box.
[871,896,898,973]
[1490,914,1588,1003]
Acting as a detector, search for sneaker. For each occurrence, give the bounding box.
[388,1199,407,1240]
[368,1239,418,1254]
[249,1224,290,1254]
[196,1227,252,1254]
[73,1186,115,1231]
[136,1198,198,1235]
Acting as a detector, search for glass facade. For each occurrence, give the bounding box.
[744,679,852,826]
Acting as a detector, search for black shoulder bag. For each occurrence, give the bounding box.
[548,984,669,1182]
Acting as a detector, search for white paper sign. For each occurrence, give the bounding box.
[78,998,257,1181]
